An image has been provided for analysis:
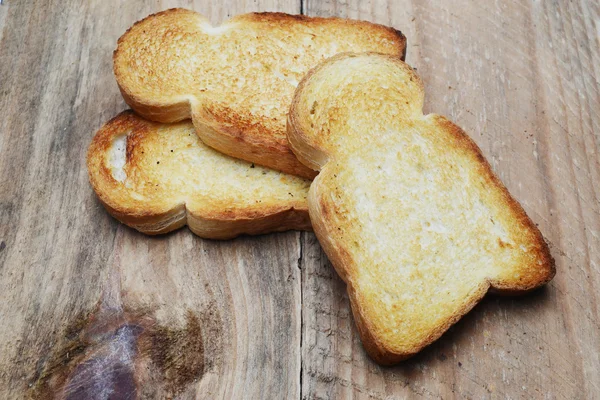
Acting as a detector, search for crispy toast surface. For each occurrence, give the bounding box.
[113,9,406,178]
[88,111,311,239]
[287,53,555,364]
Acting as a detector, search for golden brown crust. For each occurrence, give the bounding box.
[288,53,555,364]
[113,9,406,178]
[87,111,312,239]
[192,104,319,179]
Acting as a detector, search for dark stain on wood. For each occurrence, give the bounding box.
[29,305,206,399]
[138,310,205,396]
[64,323,141,400]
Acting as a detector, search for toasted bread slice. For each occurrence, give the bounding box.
[87,111,311,239]
[113,9,406,179]
[287,53,555,364]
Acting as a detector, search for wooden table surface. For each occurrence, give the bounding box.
[1,0,599,398]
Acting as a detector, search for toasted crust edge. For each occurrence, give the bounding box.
[87,111,312,239]
[113,9,407,178]
[192,105,319,180]
[288,53,556,364]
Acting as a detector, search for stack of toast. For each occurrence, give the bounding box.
[87,9,554,364]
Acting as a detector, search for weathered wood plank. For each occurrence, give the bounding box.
[0,2,7,45]
[0,0,302,398]
[301,0,600,398]
[2,0,599,398]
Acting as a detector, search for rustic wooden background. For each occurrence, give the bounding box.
[0,0,598,398]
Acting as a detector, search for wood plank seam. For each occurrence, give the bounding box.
[298,231,304,400]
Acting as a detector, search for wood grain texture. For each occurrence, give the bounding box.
[0,0,598,398]
[302,0,600,398]
[0,0,301,399]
